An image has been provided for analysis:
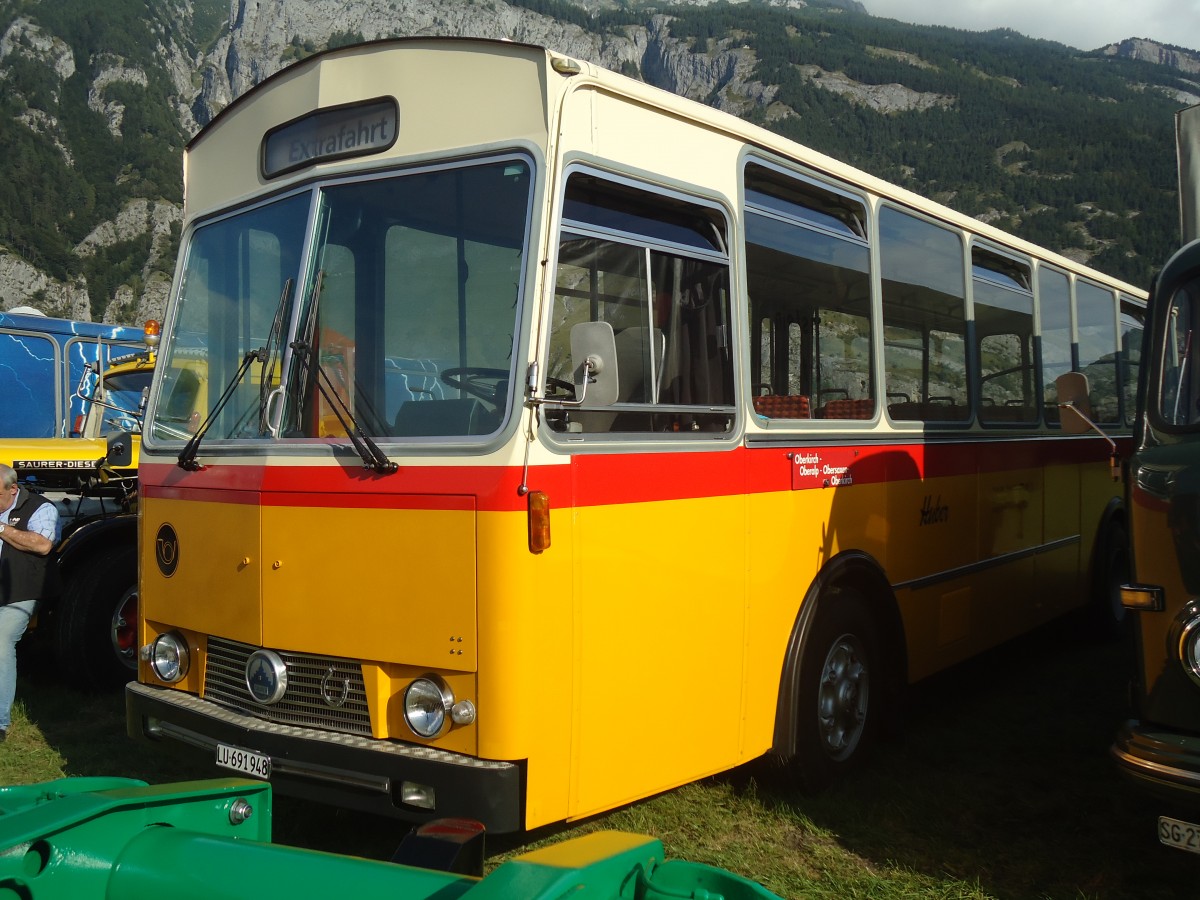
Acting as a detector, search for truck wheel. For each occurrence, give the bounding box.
[56,546,138,689]
[792,590,884,792]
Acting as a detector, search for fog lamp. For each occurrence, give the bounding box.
[451,699,476,726]
[400,781,437,810]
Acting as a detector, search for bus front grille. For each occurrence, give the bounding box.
[203,637,373,737]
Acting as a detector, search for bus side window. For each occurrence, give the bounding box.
[1040,267,1072,426]
[973,248,1035,425]
[1076,280,1121,425]
[743,162,873,422]
[1119,295,1144,427]
[544,172,734,435]
[880,207,969,423]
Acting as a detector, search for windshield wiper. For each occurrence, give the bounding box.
[177,348,265,470]
[259,277,295,432]
[177,278,294,470]
[289,338,398,475]
[285,268,396,475]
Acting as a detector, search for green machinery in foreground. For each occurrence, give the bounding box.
[0,778,780,899]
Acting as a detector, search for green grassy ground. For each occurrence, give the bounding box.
[3,619,1195,899]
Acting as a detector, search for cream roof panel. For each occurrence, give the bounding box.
[184,39,553,218]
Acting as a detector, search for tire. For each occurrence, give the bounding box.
[54,546,139,690]
[1090,520,1130,639]
[792,590,884,792]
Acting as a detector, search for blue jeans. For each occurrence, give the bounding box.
[0,600,37,730]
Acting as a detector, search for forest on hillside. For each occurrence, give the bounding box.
[0,0,1191,319]
[666,4,1189,287]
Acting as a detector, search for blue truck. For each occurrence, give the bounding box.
[0,309,145,438]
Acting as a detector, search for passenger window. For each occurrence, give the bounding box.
[743,162,873,422]
[1039,268,1072,425]
[973,249,1035,425]
[1076,281,1120,424]
[544,173,735,435]
[1119,296,1144,427]
[880,207,969,422]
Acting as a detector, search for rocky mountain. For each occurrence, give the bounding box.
[1102,38,1200,77]
[0,0,1196,323]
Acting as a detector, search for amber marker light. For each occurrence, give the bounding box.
[143,319,161,347]
[528,490,550,553]
[1120,583,1164,612]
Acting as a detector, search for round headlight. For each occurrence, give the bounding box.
[1183,624,1200,681]
[150,632,190,683]
[1179,612,1200,687]
[404,676,454,738]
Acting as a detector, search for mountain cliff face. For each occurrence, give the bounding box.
[0,0,1192,323]
[1102,38,1200,76]
[194,1,788,129]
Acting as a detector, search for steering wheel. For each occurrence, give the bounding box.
[440,367,510,404]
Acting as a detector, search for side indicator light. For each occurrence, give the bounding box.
[528,490,550,553]
[1121,583,1165,612]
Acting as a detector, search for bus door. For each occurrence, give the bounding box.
[543,170,741,816]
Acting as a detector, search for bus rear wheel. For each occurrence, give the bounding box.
[793,591,883,791]
[55,546,139,690]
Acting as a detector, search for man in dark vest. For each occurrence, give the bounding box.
[0,463,60,742]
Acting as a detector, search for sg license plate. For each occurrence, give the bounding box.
[216,742,272,779]
[1158,816,1200,853]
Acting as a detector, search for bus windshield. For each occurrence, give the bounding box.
[151,157,532,445]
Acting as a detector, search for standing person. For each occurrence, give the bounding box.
[0,463,60,741]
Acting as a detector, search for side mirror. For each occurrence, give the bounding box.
[105,431,134,469]
[1055,372,1093,436]
[570,321,619,406]
[1055,372,1119,480]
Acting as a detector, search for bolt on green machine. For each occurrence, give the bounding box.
[0,778,780,900]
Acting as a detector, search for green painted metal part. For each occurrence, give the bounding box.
[0,778,781,900]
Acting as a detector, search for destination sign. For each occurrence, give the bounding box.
[262,98,398,178]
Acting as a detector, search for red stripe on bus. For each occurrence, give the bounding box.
[264,492,476,511]
[139,434,1122,512]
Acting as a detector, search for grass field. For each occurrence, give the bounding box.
[3,617,1197,899]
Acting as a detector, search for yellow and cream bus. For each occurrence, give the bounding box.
[126,37,1145,833]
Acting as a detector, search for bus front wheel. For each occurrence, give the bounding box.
[55,546,139,690]
[793,590,883,792]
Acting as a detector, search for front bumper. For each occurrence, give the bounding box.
[126,681,523,832]
[1111,718,1200,805]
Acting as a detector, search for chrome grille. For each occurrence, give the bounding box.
[204,637,372,736]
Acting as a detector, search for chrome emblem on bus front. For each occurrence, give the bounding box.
[321,666,350,708]
[245,650,288,705]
